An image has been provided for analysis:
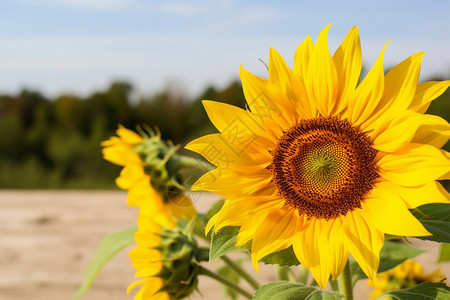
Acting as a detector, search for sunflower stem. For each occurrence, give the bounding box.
[221,256,260,290]
[277,265,289,281]
[195,247,210,262]
[198,266,253,299]
[329,279,339,291]
[277,265,297,283]
[298,265,309,284]
[338,261,354,300]
[173,155,215,173]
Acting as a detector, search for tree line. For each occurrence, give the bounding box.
[0,81,246,188]
[0,75,449,189]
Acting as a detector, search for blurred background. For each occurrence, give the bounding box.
[1,1,450,299]
[1,0,449,189]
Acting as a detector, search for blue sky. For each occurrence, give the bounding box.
[0,0,449,98]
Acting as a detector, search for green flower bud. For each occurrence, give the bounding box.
[132,129,185,202]
[155,222,200,299]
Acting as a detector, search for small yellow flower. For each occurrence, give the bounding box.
[102,125,196,220]
[128,209,199,300]
[368,259,446,299]
[187,24,450,288]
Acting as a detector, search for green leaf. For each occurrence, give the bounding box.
[209,226,251,261]
[71,227,137,300]
[260,246,300,267]
[351,241,424,283]
[217,261,243,300]
[253,281,343,300]
[374,282,450,300]
[438,243,450,262]
[410,203,450,243]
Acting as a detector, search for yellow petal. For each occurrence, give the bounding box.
[134,278,164,299]
[372,111,450,153]
[214,195,282,233]
[129,247,161,264]
[381,180,450,209]
[191,168,273,198]
[294,35,314,80]
[409,80,450,113]
[127,278,148,294]
[347,42,388,126]
[133,231,160,248]
[100,136,120,147]
[102,144,141,166]
[236,202,279,247]
[139,205,175,229]
[292,219,320,281]
[378,143,450,186]
[251,207,299,271]
[125,178,159,207]
[360,182,430,236]
[364,52,424,131]
[268,47,292,90]
[382,52,424,111]
[239,65,291,131]
[117,124,143,144]
[411,115,450,148]
[135,264,162,278]
[319,217,349,280]
[234,187,280,245]
[152,291,170,300]
[185,133,272,172]
[343,210,384,280]
[305,23,338,116]
[293,35,317,117]
[239,64,268,106]
[169,195,197,219]
[292,216,348,288]
[236,219,260,247]
[332,25,362,115]
[202,100,269,139]
[116,164,146,189]
[205,209,220,235]
[268,47,303,123]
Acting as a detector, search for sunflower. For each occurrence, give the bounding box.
[367,259,446,299]
[102,125,196,220]
[127,208,199,300]
[186,24,450,288]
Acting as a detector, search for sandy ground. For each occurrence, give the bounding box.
[0,190,448,300]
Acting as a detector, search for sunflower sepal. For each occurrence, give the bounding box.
[154,221,201,299]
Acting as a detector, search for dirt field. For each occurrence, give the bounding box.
[0,190,448,300]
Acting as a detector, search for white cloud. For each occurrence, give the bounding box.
[158,1,200,16]
[24,0,135,11]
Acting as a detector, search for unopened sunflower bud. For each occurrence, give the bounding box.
[102,125,198,219]
[155,224,199,299]
[128,218,200,300]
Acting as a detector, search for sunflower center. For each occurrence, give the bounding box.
[270,116,379,219]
